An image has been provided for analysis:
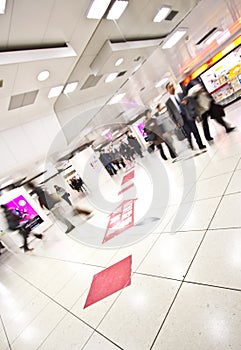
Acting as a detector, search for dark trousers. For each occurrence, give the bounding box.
[202,111,230,140]
[157,142,176,160]
[62,193,72,206]
[19,227,29,250]
[183,121,204,149]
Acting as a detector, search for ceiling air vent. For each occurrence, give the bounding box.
[8,90,38,110]
[80,74,103,90]
[117,71,127,77]
[196,27,217,45]
[165,10,178,21]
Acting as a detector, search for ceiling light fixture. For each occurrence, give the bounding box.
[205,30,223,45]
[48,85,64,98]
[155,77,169,88]
[0,0,7,14]
[162,29,187,49]
[153,6,171,22]
[113,129,120,135]
[153,94,162,103]
[109,92,126,105]
[115,58,124,66]
[63,82,78,94]
[101,128,110,136]
[105,72,118,83]
[87,0,112,19]
[133,63,142,73]
[107,0,128,20]
[0,43,77,66]
[37,70,50,81]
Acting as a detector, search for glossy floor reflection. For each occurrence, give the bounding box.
[0,102,241,349]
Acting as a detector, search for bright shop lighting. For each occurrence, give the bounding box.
[205,30,223,45]
[105,72,118,83]
[63,82,78,94]
[48,85,64,98]
[162,29,187,49]
[87,0,112,19]
[108,92,126,104]
[0,0,7,14]
[155,77,169,88]
[153,6,171,22]
[37,71,50,81]
[115,58,124,66]
[107,0,128,20]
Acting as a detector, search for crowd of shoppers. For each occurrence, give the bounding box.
[144,80,236,159]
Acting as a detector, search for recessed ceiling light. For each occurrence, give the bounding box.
[101,128,110,136]
[153,6,171,22]
[105,72,118,83]
[63,81,78,94]
[48,85,64,98]
[109,92,126,104]
[205,30,222,45]
[153,94,162,103]
[0,0,7,14]
[155,77,169,88]
[133,63,141,73]
[162,29,187,49]
[37,70,50,81]
[87,0,112,19]
[107,0,128,20]
[115,58,124,66]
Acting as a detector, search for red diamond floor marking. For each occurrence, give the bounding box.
[121,170,135,185]
[118,182,134,195]
[84,255,132,309]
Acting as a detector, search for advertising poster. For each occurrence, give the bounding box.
[5,195,43,231]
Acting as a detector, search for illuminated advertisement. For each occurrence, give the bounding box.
[5,195,43,231]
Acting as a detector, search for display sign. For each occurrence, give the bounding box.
[5,195,43,231]
[200,44,241,105]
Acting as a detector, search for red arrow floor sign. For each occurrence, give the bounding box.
[102,198,137,244]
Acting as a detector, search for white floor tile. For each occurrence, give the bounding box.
[187,229,241,289]
[4,293,49,343]
[225,170,241,194]
[199,156,239,180]
[152,283,241,350]
[38,313,93,350]
[83,331,120,350]
[184,173,232,201]
[167,197,221,232]
[107,234,159,271]
[54,265,101,309]
[0,328,9,350]
[97,274,180,350]
[71,288,123,330]
[210,193,241,229]
[137,230,205,280]
[11,302,66,350]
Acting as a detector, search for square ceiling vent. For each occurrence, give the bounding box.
[9,90,38,110]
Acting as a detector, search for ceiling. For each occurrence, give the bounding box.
[0,0,240,163]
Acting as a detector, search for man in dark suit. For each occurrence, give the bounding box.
[165,82,206,150]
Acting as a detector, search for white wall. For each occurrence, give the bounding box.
[0,112,67,179]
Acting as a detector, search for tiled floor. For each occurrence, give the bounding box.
[0,102,241,349]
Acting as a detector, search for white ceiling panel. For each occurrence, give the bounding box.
[8,0,56,46]
[0,64,18,97]
[12,57,77,94]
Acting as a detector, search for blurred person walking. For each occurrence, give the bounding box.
[165,82,206,150]
[54,185,72,206]
[28,183,75,234]
[187,82,236,140]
